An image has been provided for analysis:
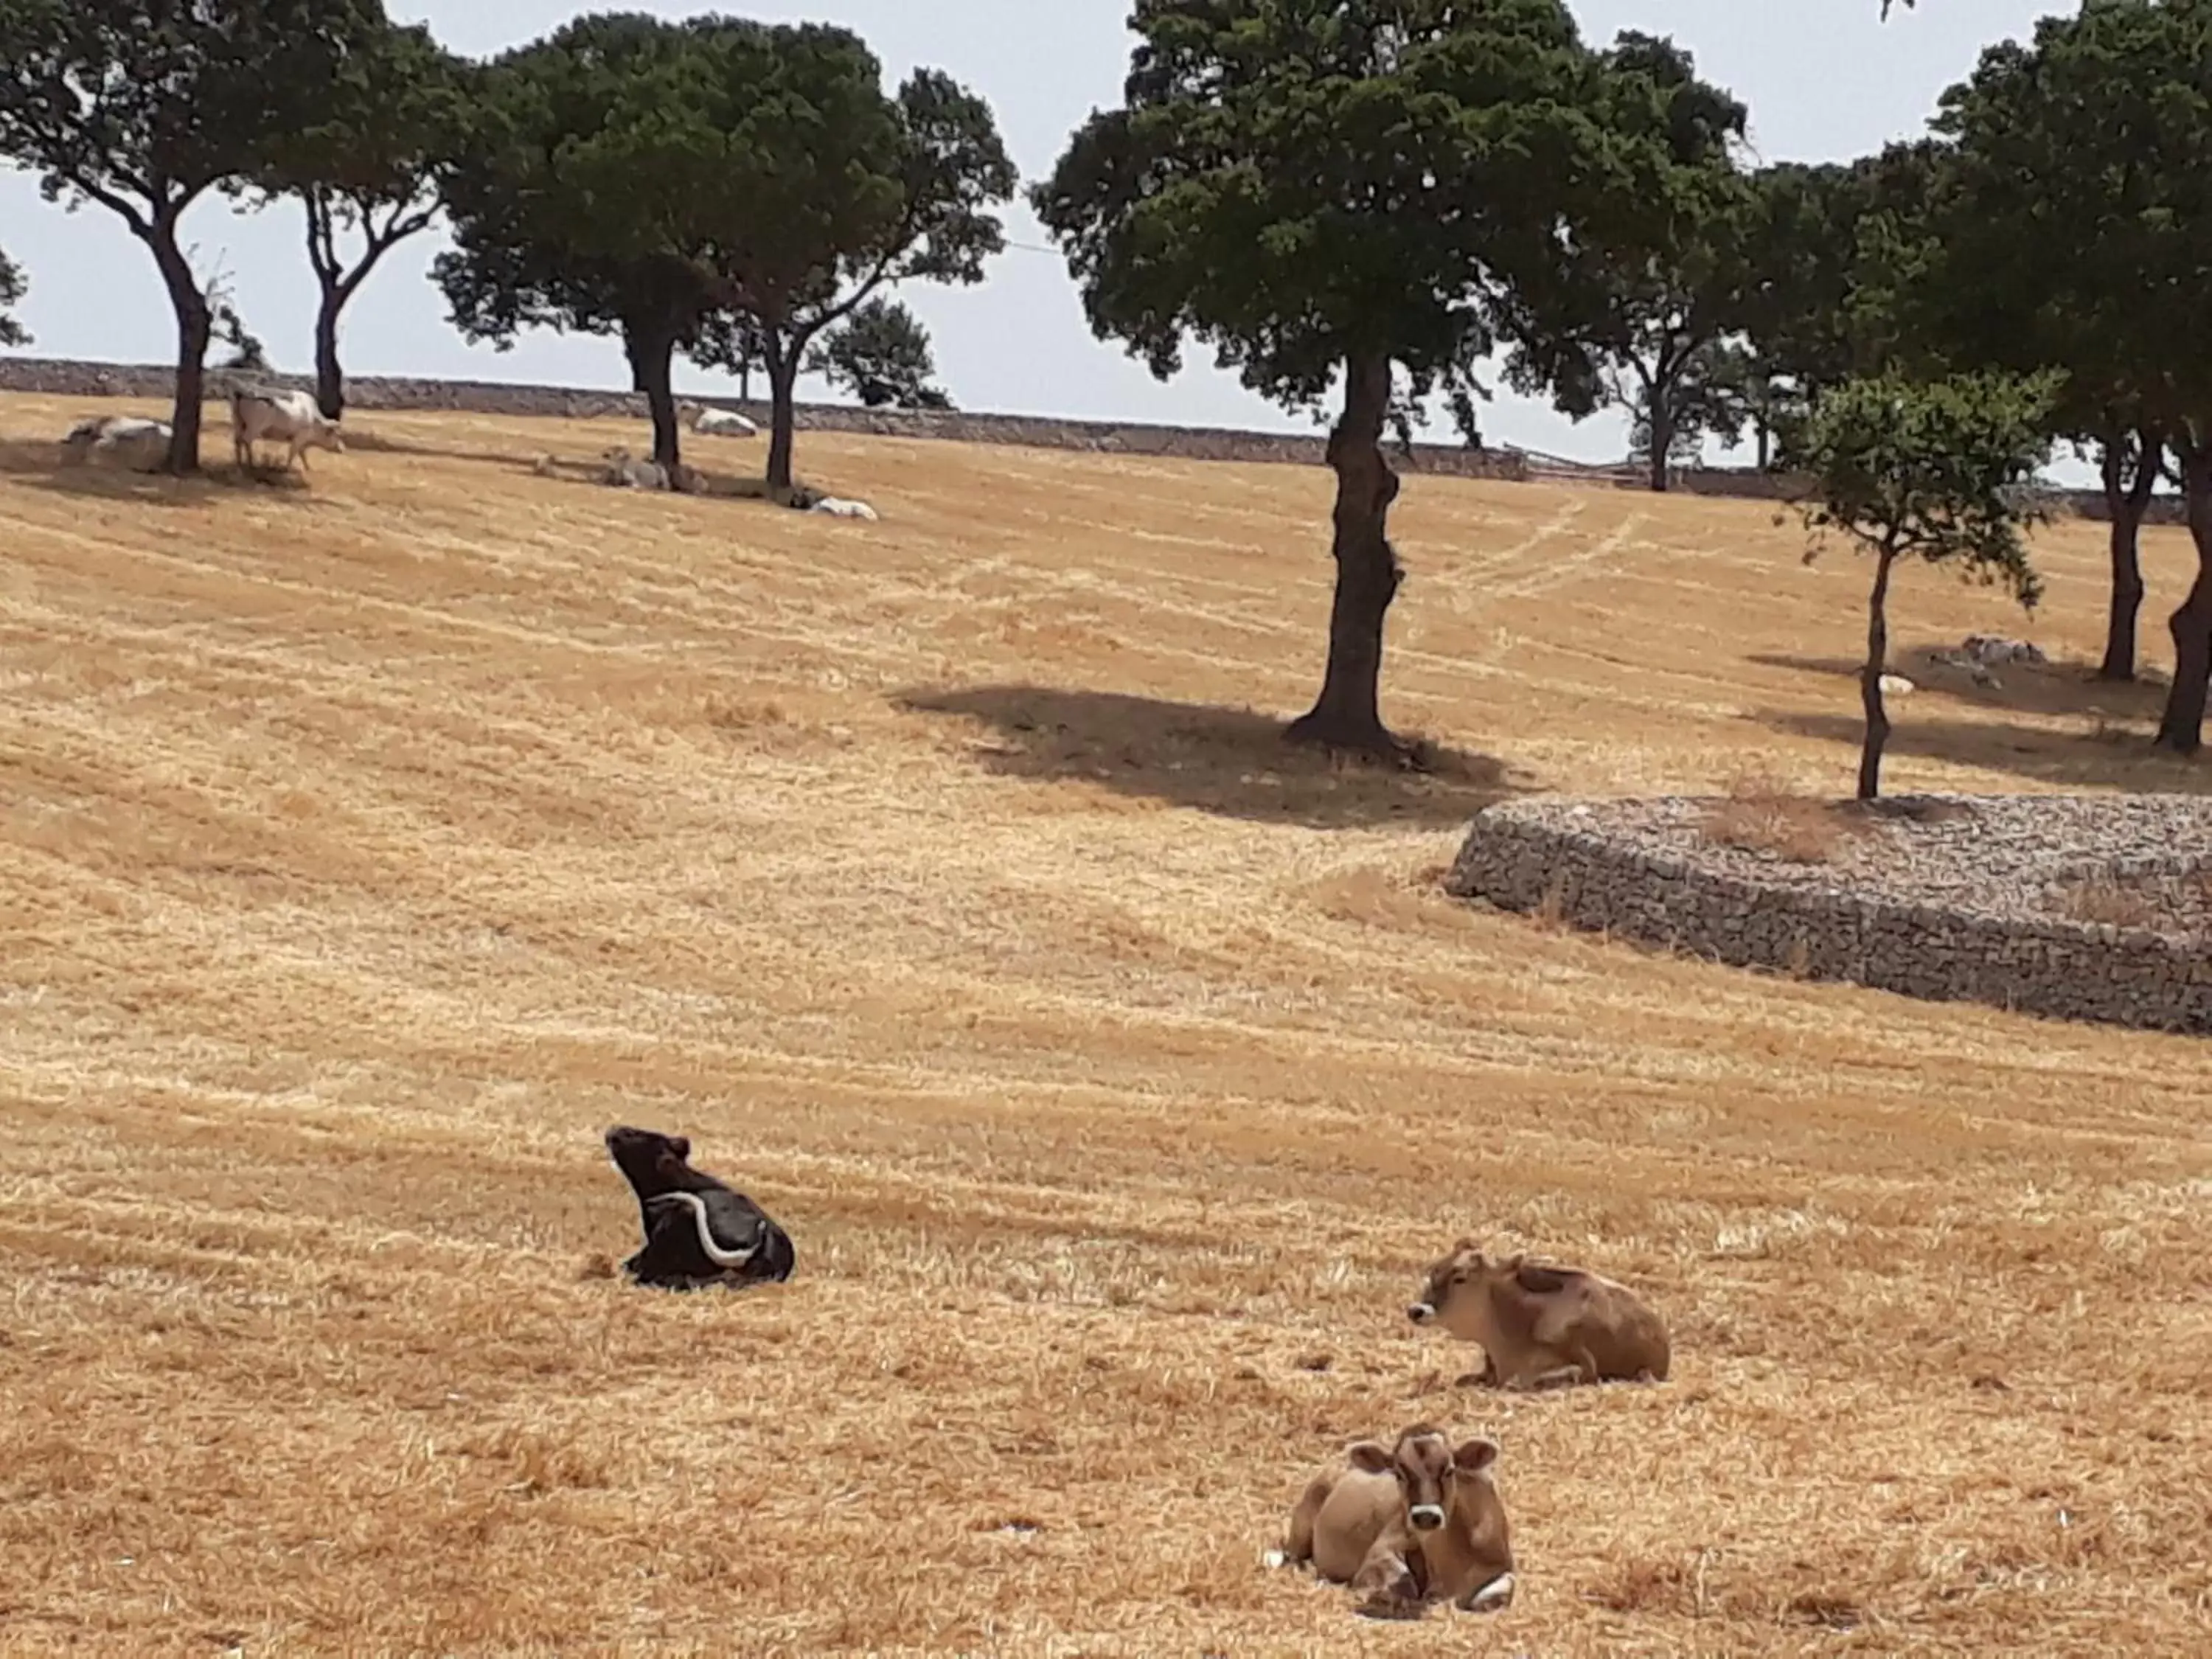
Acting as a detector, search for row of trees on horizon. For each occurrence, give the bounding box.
[0,1,2207,771]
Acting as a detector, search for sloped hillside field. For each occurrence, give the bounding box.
[2,393,2210,1655]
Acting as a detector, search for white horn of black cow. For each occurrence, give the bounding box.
[652,1191,761,1268]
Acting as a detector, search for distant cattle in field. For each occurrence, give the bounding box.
[685,403,758,438]
[599,447,668,490]
[1961,634,2047,667]
[602,1124,796,1290]
[1407,1240,1670,1390]
[1274,1424,1516,1618]
[59,414,170,473]
[231,386,344,476]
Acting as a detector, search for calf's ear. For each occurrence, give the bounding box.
[669,1135,691,1161]
[1346,1441,1395,1475]
[1452,1437,1500,1475]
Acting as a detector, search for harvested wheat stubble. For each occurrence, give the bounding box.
[1449,793,2212,1034]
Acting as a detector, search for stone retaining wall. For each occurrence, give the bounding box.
[0,355,1533,480]
[1445,799,2212,1037]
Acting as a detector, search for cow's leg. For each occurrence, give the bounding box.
[1350,1534,1427,1619]
[1280,1474,1332,1568]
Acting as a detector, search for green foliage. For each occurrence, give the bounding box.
[0,0,386,232]
[807,297,948,409]
[1032,0,1600,414]
[0,0,388,465]
[0,244,25,347]
[1799,371,2057,602]
[1495,29,1752,487]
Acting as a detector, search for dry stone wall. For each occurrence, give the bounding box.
[0,355,1533,480]
[1447,796,2212,1037]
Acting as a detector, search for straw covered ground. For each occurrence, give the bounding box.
[2,391,2210,1657]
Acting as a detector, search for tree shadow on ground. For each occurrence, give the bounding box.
[895,684,1527,829]
[0,436,317,509]
[1750,647,2174,724]
[345,428,785,503]
[1747,707,2209,793]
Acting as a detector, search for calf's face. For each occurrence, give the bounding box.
[1347,1427,1499,1534]
[1406,1239,1498,1343]
[604,1124,694,1192]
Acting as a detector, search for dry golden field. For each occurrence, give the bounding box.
[2,390,2210,1658]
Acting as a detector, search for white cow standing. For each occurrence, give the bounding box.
[231,386,346,476]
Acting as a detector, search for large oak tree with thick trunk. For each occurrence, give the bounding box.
[0,0,385,472]
[1798,372,2054,801]
[1034,0,1607,762]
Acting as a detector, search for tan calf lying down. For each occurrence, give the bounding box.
[1408,1239,1670,1389]
[1276,1424,1515,1618]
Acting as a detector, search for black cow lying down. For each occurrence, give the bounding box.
[602,1124,796,1290]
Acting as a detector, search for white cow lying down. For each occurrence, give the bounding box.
[59,414,172,473]
[686,404,758,438]
[809,495,879,521]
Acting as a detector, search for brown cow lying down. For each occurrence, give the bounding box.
[1273,1424,1516,1618]
[1408,1239,1671,1389]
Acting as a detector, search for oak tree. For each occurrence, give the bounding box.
[1927,6,2209,696]
[249,20,471,418]
[0,0,386,470]
[433,13,730,478]
[1497,31,1753,493]
[703,29,1012,491]
[1798,372,2055,800]
[1034,0,1601,759]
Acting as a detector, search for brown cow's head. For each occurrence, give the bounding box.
[1347,1425,1500,1534]
[1406,1238,1500,1343]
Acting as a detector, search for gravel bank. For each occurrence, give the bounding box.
[1447,793,2212,1035]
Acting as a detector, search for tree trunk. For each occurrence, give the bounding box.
[2154,443,2212,755]
[1858,546,1899,801]
[1755,415,1771,473]
[2096,426,2158,681]
[1285,353,1408,760]
[1647,386,1673,494]
[764,336,799,497]
[146,223,210,474]
[623,322,682,476]
[314,282,345,421]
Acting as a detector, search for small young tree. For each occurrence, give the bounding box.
[1035,0,1607,759]
[807,297,948,409]
[0,0,384,471]
[1798,372,2056,800]
[0,245,26,347]
[248,21,470,418]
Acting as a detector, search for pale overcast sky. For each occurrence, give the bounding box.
[0,1,2069,467]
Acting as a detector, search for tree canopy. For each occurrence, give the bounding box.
[0,245,25,347]
[809,297,950,409]
[1799,370,2056,799]
[1034,0,1604,757]
[706,35,1014,491]
[248,18,473,417]
[0,0,388,470]
[1496,30,1753,493]
[434,12,740,478]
